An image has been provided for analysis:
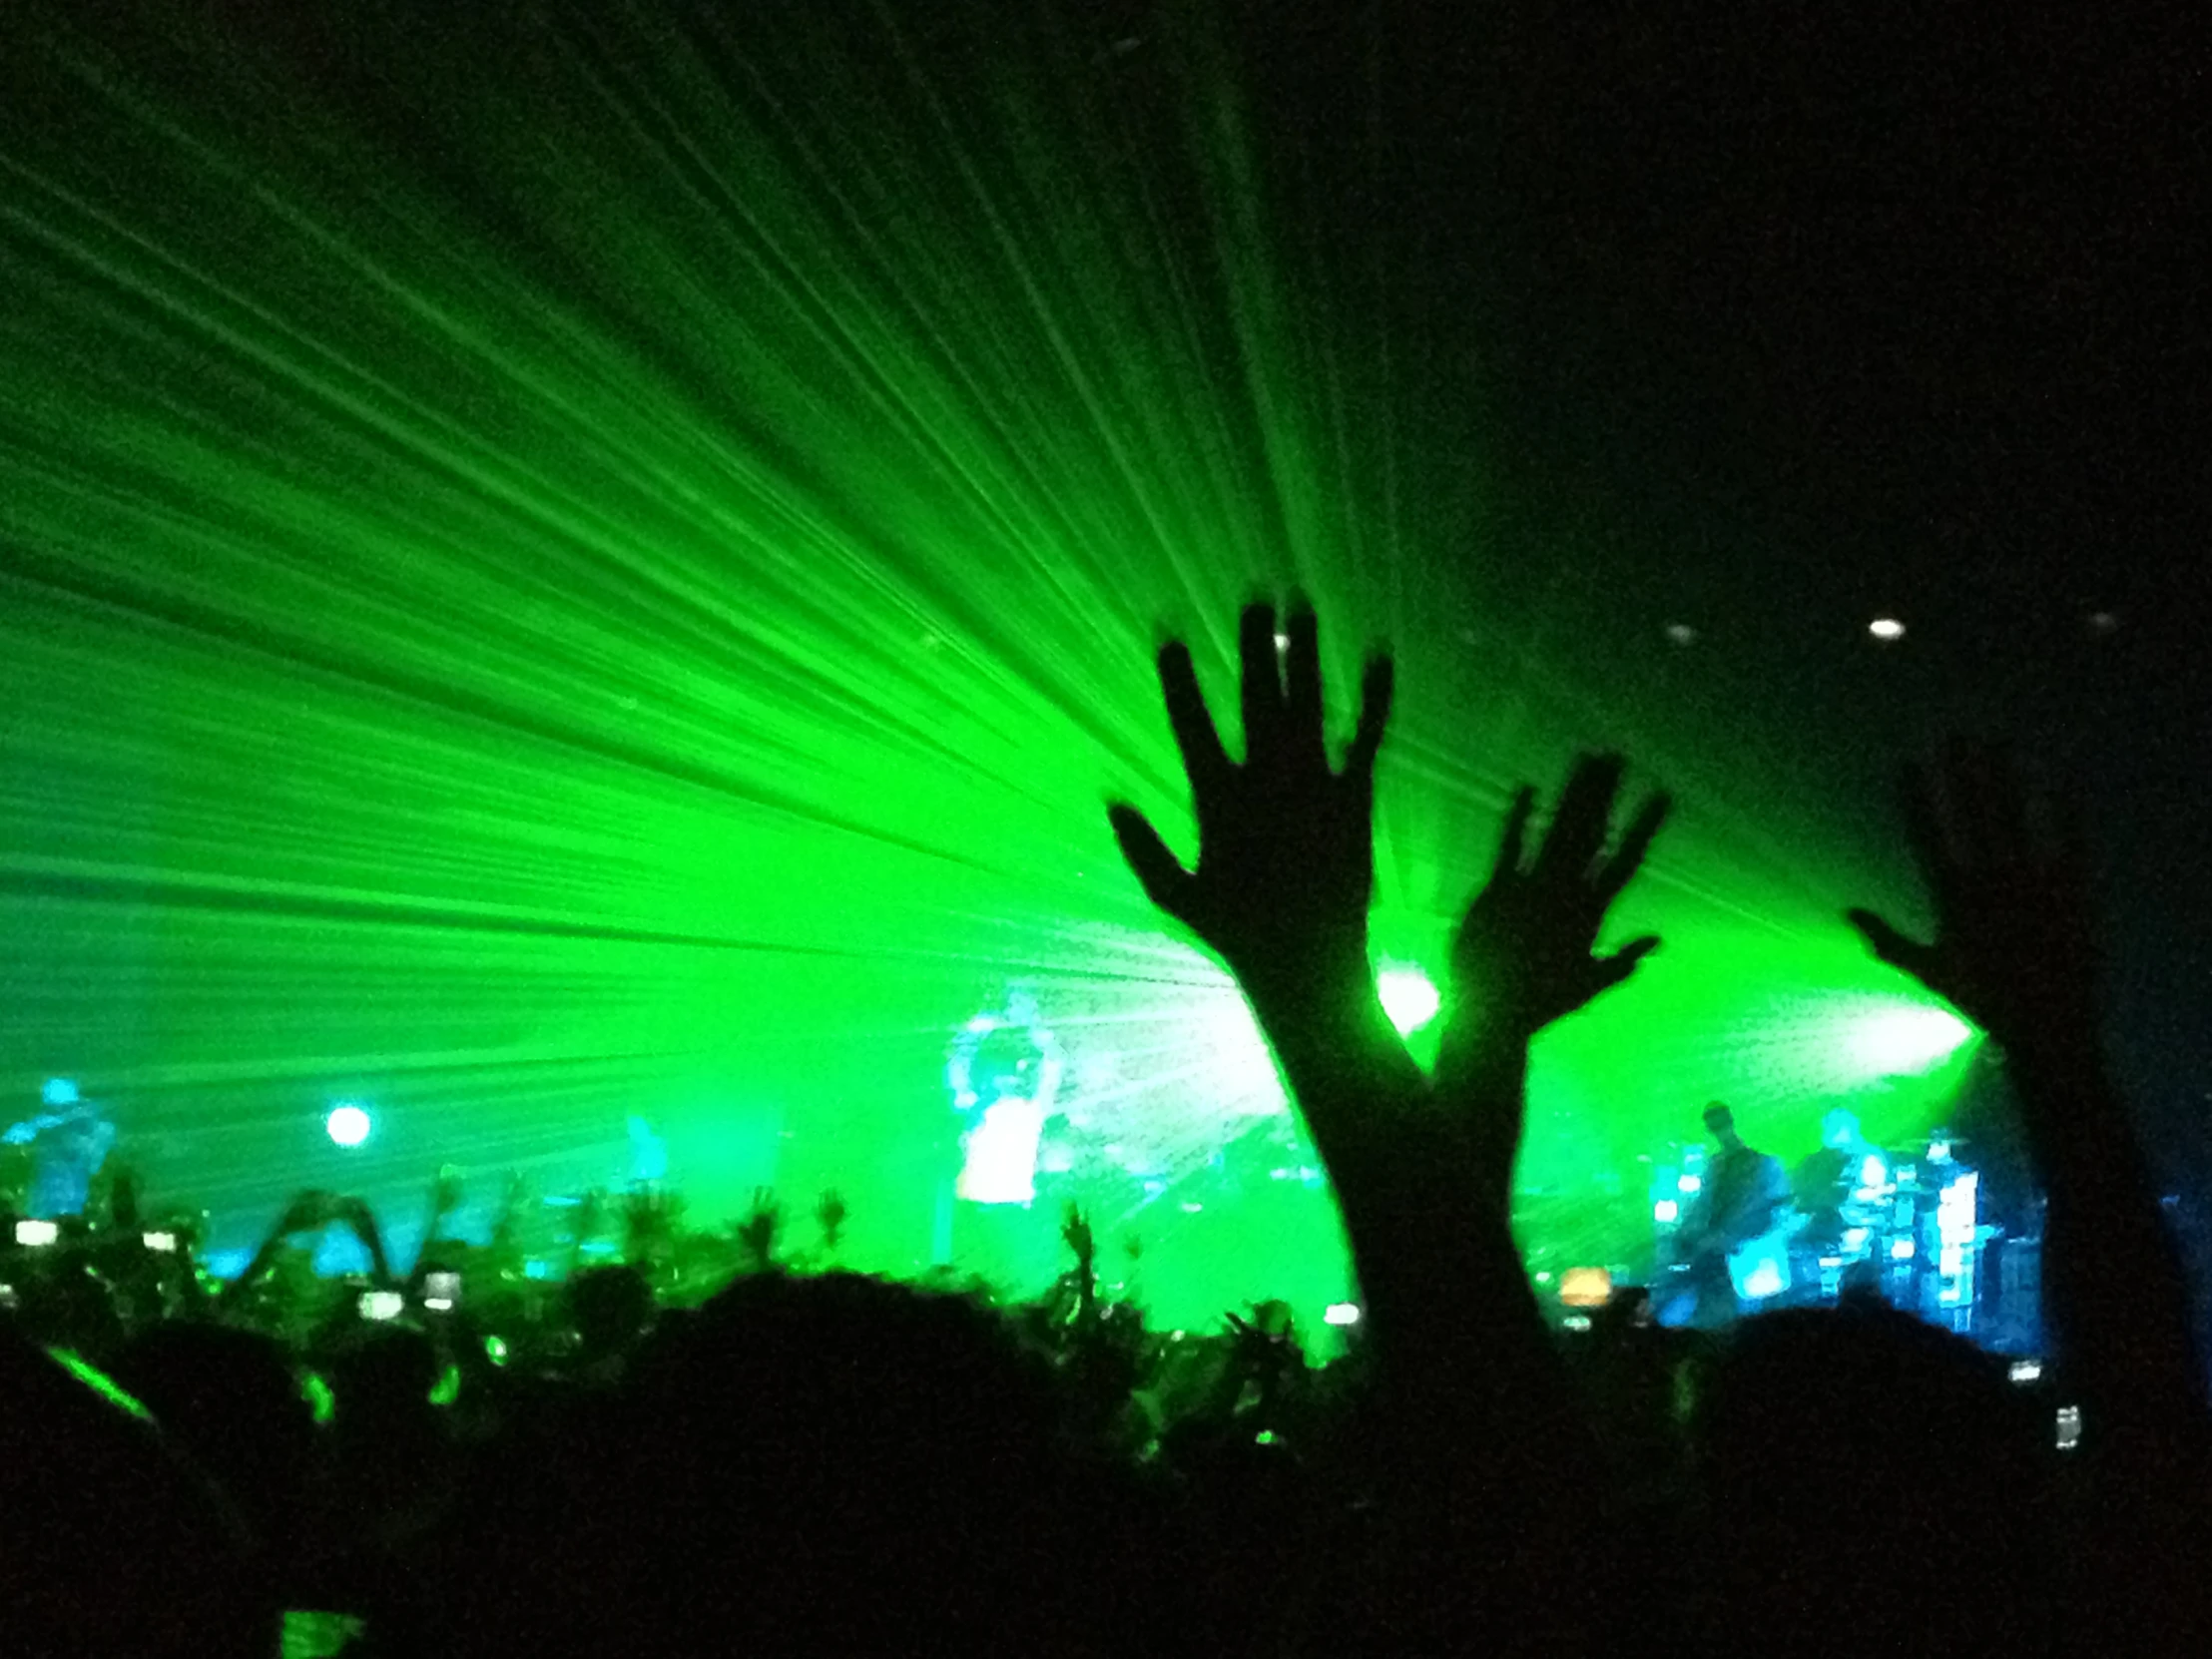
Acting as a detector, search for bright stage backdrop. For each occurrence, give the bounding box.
[0,1,1973,1325]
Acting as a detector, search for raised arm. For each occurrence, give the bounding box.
[1108,610,1660,1644]
[1846,745,2202,1441]
[1107,602,1431,1346]
[218,1189,336,1306]
[1423,755,1671,1513]
[1846,743,2206,1636]
[1435,754,1669,1212]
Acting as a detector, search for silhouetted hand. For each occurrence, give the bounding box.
[1847,742,2099,1063]
[1062,1203,1099,1319]
[736,1188,779,1266]
[1450,754,1669,1040]
[333,1195,376,1230]
[1110,602,1393,997]
[1224,1302,1295,1370]
[278,1190,340,1234]
[816,1189,847,1252]
[1061,1202,1095,1272]
[430,1165,464,1221]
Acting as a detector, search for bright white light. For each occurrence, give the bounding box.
[1273,633,1291,654]
[1869,617,1907,641]
[1562,1314,1593,1333]
[1741,1259,1787,1300]
[2009,1360,2043,1384]
[1848,1006,1975,1075]
[424,1297,453,1313]
[1677,1174,1702,1195]
[1323,1303,1361,1327]
[142,1232,177,1253]
[1938,1173,1978,1247]
[2054,1404,2082,1449]
[358,1291,403,1322]
[1860,1156,1887,1188]
[15,1219,59,1247]
[1375,966,1441,1036]
[325,1104,372,1147]
[1890,1239,1916,1260]
[1653,1199,1680,1224]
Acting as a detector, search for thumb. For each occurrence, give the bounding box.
[1108,804,1196,924]
[1586,934,1662,1001]
[1845,907,1940,982]
[1605,934,1662,978]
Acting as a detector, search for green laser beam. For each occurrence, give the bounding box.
[0,3,1975,1324]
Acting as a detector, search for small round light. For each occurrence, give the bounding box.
[1868,618,1907,641]
[1664,623,1698,646]
[326,1104,372,1148]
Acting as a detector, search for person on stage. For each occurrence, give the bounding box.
[1791,1106,1892,1258]
[1675,1102,1794,1326]
[2,1078,117,1220]
[938,992,1066,1295]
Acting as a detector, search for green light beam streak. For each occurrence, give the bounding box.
[0,4,1979,1325]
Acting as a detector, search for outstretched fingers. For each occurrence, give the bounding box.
[1941,738,2032,872]
[1343,653,1394,786]
[1596,933,1663,991]
[1158,641,1231,795]
[1596,790,1673,902]
[1109,804,1196,924]
[1846,905,1942,988]
[1238,602,1288,764]
[1898,761,1958,902]
[1490,786,1537,881]
[1283,603,1325,766]
[1532,753,1628,883]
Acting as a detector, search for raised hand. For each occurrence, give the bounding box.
[1449,754,1670,1041]
[1061,1201,1095,1273]
[1062,1202,1099,1319]
[1109,601,1393,997]
[1846,742,2099,1060]
[277,1190,340,1235]
[816,1189,847,1252]
[429,1164,464,1222]
[736,1187,779,1266]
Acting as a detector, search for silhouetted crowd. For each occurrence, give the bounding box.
[4,604,2206,1656]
